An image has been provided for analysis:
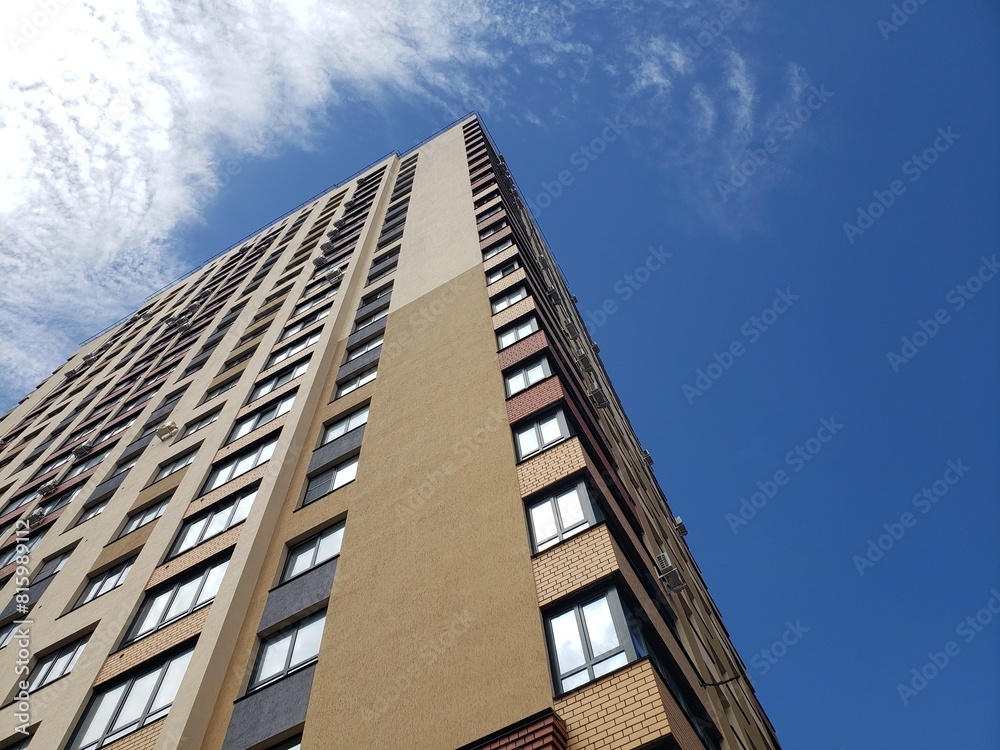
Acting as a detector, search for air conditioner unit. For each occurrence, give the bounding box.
[26,506,46,527]
[72,440,95,458]
[326,268,344,284]
[333,219,346,229]
[320,241,334,254]
[140,311,153,320]
[575,353,595,373]
[64,368,78,379]
[642,450,654,467]
[654,552,687,593]
[326,229,340,240]
[156,421,179,440]
[176,320,192,332]
[37,480,59,496]
[343,200,356,210]
[674,516,689,537]
[589,386,610,409]
[591,342,601,354]
[83,354,97,364]
[163,316,177,328]
[312,256,328,267]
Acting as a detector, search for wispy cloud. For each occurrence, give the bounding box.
[0,0,808,407]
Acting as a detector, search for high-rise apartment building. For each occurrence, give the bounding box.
[0,117,780,750]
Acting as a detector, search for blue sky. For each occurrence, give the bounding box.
[2,1,998,747]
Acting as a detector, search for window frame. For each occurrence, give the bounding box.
[248,610,327,691]
[28,636,87,692]
[527,480,601,553]
[302,455,359,506]
[168,486,257,558]
[280,522,345,583]
[491,284,529,314]
[334,367,377,398]
[496,315,539,349]
[486,258,519,285]
[320,405,369,447]
[201,436,279,494]
[181,409,220,438]
[279,304,331,341]
[514,408,572,461]
[226,392,295,445]
[265,331,321,369]
[117,498,168,539]
[248,357,310,403]
[344,335,383,362]
[504,356,554,397]
[152,450,197,483]
[124,557,230,643]
[76,557,134,608]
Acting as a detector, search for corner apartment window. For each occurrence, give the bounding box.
[76,557,134,607]
[67,646,193,750]
[266,332,320,369]
[282,523,344,582]
[34,549,72,583]
[28,637,87,692]
[153,450,197,482]
[497,315,539,350]
[491,285,528,314]
[111,457,139,478]
[32,452,72,479]
[118,499,168,538]
[0,531,45,567]
[345,336,383,362]
[280,306,331,341]
[182,410,220,438]
[95,417,136,444]
[202,436,279,494]
[528,481,600,552]
[227,393,295,444]
[65,448,111,479]
[303,456,359,505]
[1,620,18,648]
[321,405,369,446]
[514,409,571,460]
[249,610,326,691]
[482,237,513,260]
[546,587,645,693]
[352,308,387,333]
[361,283,392,307]
[335,367,377,398]
[125,558,229,642]
[170,486,256,558]
[76,499,108,525]
[204,377,239,403]
[486,258,519,285]
[505,356,553,397]
[249,357,310,402]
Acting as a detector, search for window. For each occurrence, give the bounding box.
[280,305,331,340]
[77,500,108,525]
[478,220,508,241]
[321,405,369,446]
[34,549,72,583]
[111,457,138,478]
[546,588,644,693]
[249,610,326,691]
[28,637,87,692]
[95,417,136,444]
[361,283,392,307]
[292,285,338,317]
[497,315,539,349]
[204,377,239,402]
[118,499,168,538]
[182,410,220,437]
[528,481,600,552]
[153,450,197,482]
[249,357,310,402]
[491,285,528,314]
[227,393,295,444]
[170,486,256,557]
[1,490,36,517]
[202,436,279,493]
[118,390,155,414]
[335,367,377,398]
[266,332,320,369]
[474,188,500,208]
[482,237,514,260]
[352,308,387,333]
[65,448,111,479]
[514,409,571,460]
[303,456,359,505]
[68,647,193,750]
[125,558,229,642]
[39,486,83,515]
[486,258,519,285]
[76,557,134,606]
[0,531,45,567]
[345,336,383,362]
[222,347,258,372]
[32,451,72,478]
[505,356,553,397]
[282,523,344,582]
[476,203,504,223]
[1,620,18,648]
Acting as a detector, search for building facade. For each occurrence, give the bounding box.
[0,117,781,750]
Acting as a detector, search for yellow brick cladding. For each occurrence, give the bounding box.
[532,524,618,608]
[492,297,537,330]
[517,438,587,497]
[95,605,212,685]
[554,660,671,750]
[101,717,164,750]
